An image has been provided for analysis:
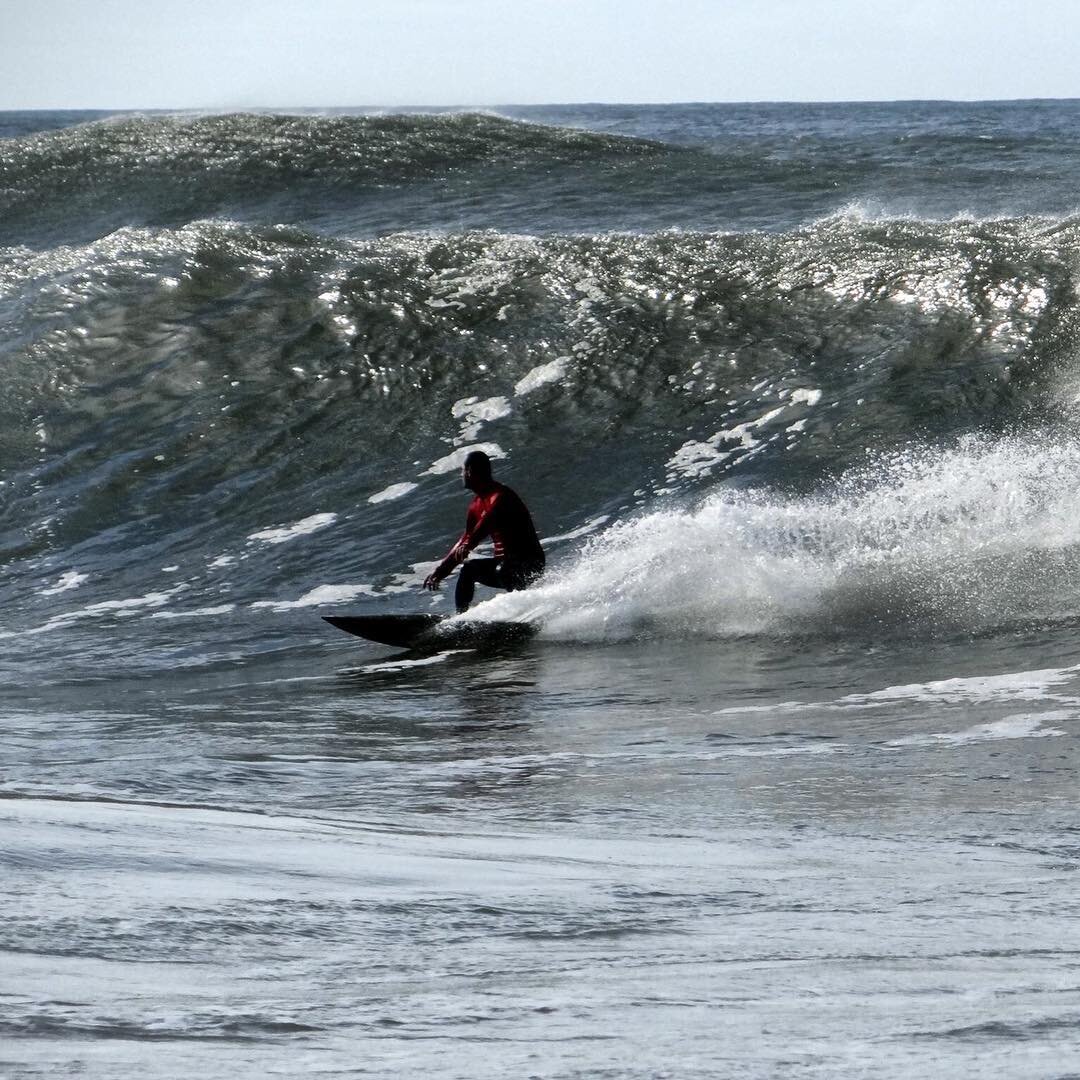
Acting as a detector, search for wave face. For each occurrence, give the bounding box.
[4,103,1080,664]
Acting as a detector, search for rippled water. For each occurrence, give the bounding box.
[5,627,1080,1077]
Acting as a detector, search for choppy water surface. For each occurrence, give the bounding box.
[4,103,1080,1078]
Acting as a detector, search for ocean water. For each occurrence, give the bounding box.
[4,102,1080,1078]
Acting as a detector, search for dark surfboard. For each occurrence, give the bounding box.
[323,613,534,651]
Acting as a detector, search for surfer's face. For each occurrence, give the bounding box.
[462,460,490,492]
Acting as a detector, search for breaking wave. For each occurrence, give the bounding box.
[4,110,1080,659]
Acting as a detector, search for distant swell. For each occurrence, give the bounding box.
[0,112,672,245]
[10,110,1078,245]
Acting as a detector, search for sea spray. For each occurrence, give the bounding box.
[476,434,1080,639]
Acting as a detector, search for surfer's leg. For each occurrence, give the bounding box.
[502,560,545,592]
[455,558,501,613]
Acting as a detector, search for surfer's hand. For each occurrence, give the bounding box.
[422,572,442,591]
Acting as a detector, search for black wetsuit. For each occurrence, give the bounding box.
[432,482,545,612]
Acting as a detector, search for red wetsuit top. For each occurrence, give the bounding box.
[436,481,545,579]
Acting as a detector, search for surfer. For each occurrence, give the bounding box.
[423,450,545,613]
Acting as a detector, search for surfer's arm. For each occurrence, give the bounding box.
[422,496,501,590]
[423,532,472,589]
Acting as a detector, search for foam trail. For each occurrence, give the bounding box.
[476,434,1080,640]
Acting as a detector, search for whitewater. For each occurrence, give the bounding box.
[4,102,1080,1079]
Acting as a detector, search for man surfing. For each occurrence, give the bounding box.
[423,450,545,613]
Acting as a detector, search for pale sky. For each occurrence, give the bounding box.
[3,0,1077,109]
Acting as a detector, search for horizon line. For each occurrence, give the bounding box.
[4,96,1080,113]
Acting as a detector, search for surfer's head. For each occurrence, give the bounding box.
[462,450,493,491]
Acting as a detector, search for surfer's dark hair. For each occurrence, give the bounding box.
[464,450,492,478]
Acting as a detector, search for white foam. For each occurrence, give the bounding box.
[703,744,840,760]
[39,571,87,596]
[666,405,791,481]
[475,495,824,639]
[451,395,511,422]
[477,433,1080,641]
[860,668,1080,706]
[424,442,506,476]
[451,396,512,444]
[368,482,419,504]
[887,713,1070,748]
[251,583,375,612]
[514,357,570,396]
[665,440,732,480]
[358,651,470,673]
[29,588,185,634]
[711,668,1080,721]
[247,513,337,545]
[151,605,236,620]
